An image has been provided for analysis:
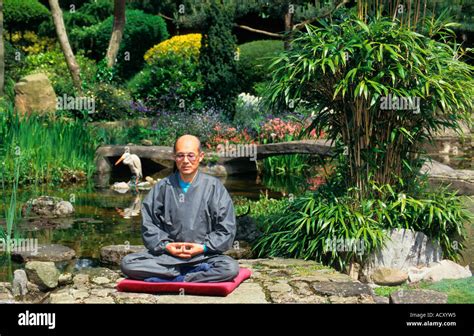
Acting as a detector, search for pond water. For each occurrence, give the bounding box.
[0,163,473,282]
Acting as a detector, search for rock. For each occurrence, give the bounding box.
[12,244,76,263]
[137,181,152,190]
[112,292,161,304]
[371,268,408,286]
[14,73,57,117]
[73,274,90,289]
[408,260,472,283]
[224,241,254,259]
[71,289,90,300]
[265,282,296,303]
[312,281,373,298]
[0,282,14,303]
[25,261,59,291]
[362,229,443,280]
[22,196,75,217]
[390,289,448,304]
[100,245,146,266]
[78,267,120,283]
[12,269,28,297]
[49,292,76,304]
[141,139,153,146]
[111,182,130,192]
[83,296,115,304]
[421,160,474,195]
[145,176,159,185]
[54,201,75,216]
[58,273,73,286]
[373,295,390,304]
[91,277,111,285]
[235,215,262,242]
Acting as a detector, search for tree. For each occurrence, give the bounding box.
[48,0,82,93]
[106,0,126,68]
[0,0,4,97]
[199,0,239,118]
[264,11,473,201]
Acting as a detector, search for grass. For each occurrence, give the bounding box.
[0,104,98,185]
[374,277,474,303]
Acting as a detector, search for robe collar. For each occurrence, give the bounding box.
[167,169,202,189]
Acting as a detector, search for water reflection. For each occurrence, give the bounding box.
[115,194,142,219]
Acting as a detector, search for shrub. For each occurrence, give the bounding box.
[253,177,471,270]
[71,10,169,79]
[4,0,50,32]
[258,116,323,143]
[4,40,26,83]
[20,47,98,96]
[128,54,203,113]
[233,92,265,132]
[199,0,239,118]
[205,123,255,150]
[237,40,284,94]
[85,83,133,121]
[264,13,474,201]
[144,33,202,64]
[38,0,115,37]
[10,31,55,55]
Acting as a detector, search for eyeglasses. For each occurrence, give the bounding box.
[175,153,198,162]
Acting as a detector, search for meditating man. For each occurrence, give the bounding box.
[121,134,240,283]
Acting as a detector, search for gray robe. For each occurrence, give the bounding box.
[141,171,236,265]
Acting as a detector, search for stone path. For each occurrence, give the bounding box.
[2,257,456,304]
[40,258,378,304]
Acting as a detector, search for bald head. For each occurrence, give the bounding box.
[173,135,202,154]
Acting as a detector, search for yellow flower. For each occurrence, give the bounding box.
[144,33,202,64]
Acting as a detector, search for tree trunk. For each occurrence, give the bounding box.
[48,0,82,94]
[283,10,294,50]
[106,0,126,68]
[0,0,4,97]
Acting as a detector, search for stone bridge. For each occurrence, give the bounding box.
[95,139,335,177]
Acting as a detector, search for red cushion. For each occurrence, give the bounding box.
[116,268,252,297]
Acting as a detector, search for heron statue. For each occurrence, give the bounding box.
[114,147,143,186]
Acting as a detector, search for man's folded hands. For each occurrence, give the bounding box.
[165,242,204,258]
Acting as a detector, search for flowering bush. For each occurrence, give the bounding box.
[144,33,202,64]
[234,92,265,132]
[258,117,324,143]
[11,31,55,55]
[205,123,255,150]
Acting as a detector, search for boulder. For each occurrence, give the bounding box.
[100,245,146,266]
[371,267,408,286]
[408,260,472,283]
[25,261,60,291]
[389,289,448,304]
[12,244,76,263]
[236,215,262,242]
[421,160,474,195]
[22,196,74,217]
[14,73,57,117]
[362,229,443,280]
[224,241,254,259]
